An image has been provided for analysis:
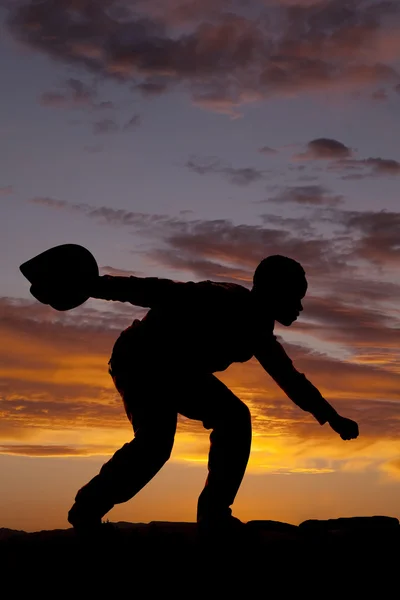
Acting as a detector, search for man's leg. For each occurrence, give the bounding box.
[177,373,252,524]
[68,371,177,529]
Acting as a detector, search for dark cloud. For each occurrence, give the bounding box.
[186,157,265,185]
[297,206,400,268]
[29,196,173,229]
[340,173,370,181]
[149,249,253,283]
[327,276,400,306]
[338,209,400,265]
[100,265,140,277]
[150,216,352,283]
[6,0,400,114]
[297,175,319,183]
[39,77,114,110]
[91,114,141,134]
[259,213,315,236]
[363,157,400,175]
[0,444,114,457]
[148,206,400,307]
[186,157,221,176]
[28,194,400,292]
[296,138,353,160]
[136,80,169,96]
[124,113,141,130]
[0,296,130,347]
[371,88,388,102]
[334,156,400,179]
[93,118,119,134]
[225,167,265,186]
[26,195,354,281]
[297,294,400,351]
[259,146,278,155]
[85,206,171,228]
[64,77,95,103]
[96,100,115,110]
[268,184,344,206]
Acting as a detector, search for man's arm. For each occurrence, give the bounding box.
[90,275,199,308]
[254,336,338,425]
[89,275,234,309]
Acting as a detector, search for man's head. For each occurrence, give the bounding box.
[251,255,307,326]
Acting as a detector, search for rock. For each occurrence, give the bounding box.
[1,516,399,591]
[0,528,26,541]
[299,515,399,532]
[246,519,298,533]
[245,519,299,543]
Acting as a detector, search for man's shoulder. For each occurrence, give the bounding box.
[200,280,249,292]
[197,280,250,298]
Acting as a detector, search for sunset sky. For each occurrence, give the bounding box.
[1,0,400,532]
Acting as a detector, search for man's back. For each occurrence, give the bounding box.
[110,279,273,374]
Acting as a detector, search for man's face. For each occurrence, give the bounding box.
[273,278,308,326]
[253,276,308,326]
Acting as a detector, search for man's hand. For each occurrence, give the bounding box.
[328,414,359,440]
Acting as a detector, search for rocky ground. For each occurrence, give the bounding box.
[1,516,398,594]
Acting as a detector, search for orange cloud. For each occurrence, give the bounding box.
[1,286,399,483]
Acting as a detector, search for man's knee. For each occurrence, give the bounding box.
[226,399,251,425]
[135,432,175,465]
[102,432,175,474]
[153,438,174,464]
[204,399,251,430]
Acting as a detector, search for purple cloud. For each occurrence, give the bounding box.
[268,185,344,206]
[93,118,119,134]
[296,138,353,160]
[6,0,400,115]
[259,146,278,155]
[186,157,265,185]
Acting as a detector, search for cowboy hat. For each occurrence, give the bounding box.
[19,243,99,311]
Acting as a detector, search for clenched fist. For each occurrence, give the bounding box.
[328,414,359,440]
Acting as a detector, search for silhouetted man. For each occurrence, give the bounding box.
[67,255,359,532]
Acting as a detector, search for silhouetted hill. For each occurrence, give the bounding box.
[1,516,398,594]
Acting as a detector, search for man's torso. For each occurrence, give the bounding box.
[110,281,274,373]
